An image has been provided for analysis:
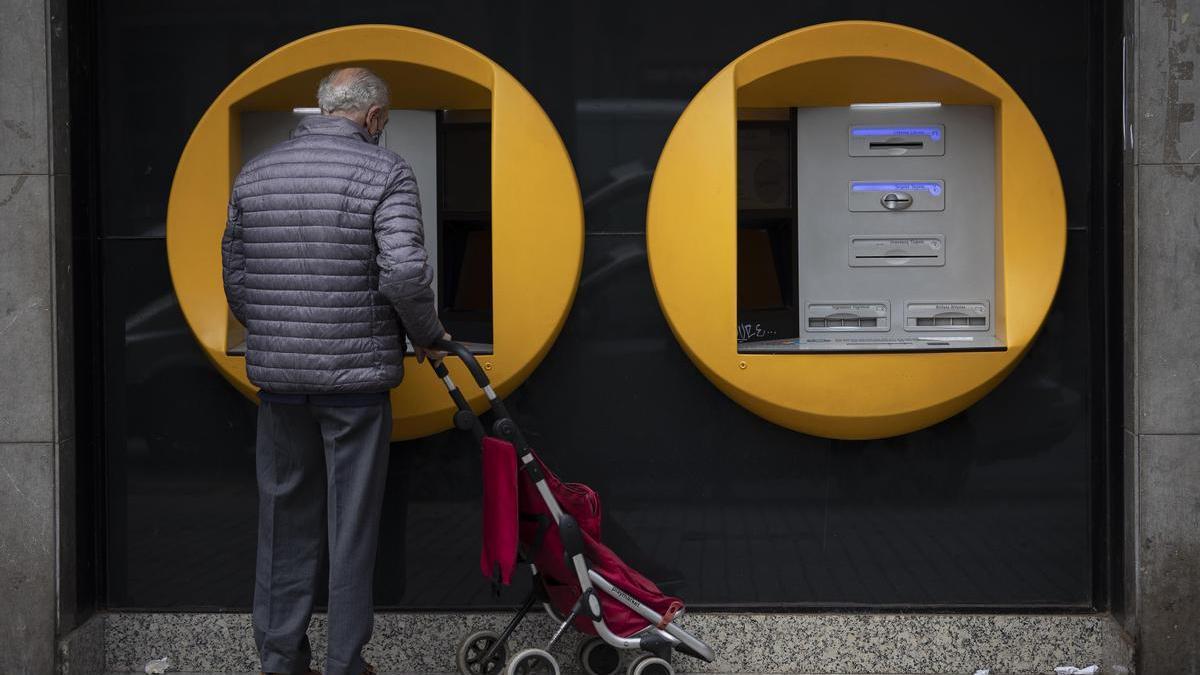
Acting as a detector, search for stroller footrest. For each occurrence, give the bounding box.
[637,631,675,660]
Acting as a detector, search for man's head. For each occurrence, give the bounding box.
[316,67,390,140]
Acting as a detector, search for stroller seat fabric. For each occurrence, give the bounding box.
[495,443,685,638]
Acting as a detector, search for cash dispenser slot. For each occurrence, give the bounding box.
[849,235,945,267]
[806,303,890,332]
[903,302,990,331]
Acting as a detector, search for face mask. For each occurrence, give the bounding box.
[366,111,385,145]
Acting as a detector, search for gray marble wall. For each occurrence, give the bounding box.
[0,0,73,672]
[1127,0,1200,672]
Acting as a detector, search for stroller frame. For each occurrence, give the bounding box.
[430,341,716,671]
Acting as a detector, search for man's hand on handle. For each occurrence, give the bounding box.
[414,332,453,365]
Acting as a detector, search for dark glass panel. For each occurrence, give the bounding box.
[94,0,1108,609]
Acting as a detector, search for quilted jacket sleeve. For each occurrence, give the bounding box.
[220,192,248,325]
[374,159,446,347]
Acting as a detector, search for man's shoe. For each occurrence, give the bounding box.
[259,670,320,675]
[362,663,376,675]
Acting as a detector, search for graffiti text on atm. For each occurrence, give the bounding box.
[738,323,780,342]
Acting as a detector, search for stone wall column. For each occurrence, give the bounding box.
[0,0,73,671]
[1128,0,1200,671]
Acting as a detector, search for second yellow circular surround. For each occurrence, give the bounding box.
[646,21,1066,440]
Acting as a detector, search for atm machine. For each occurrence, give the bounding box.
[738,103,1000,353]
[231,109,494,355]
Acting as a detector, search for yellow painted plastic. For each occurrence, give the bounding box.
[646,21,1066,440]
[167,25,583,440]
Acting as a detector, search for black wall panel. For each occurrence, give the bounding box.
[89,0,1117,609]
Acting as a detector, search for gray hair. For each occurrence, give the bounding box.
[317,67,390,115]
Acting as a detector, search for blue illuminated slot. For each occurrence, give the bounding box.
[851,126,942,141]
[851,182,942,196]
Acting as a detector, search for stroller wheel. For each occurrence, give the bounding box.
[505,648,561,675]
[578,637,622,675]
[457,630,508,675]
[627,655,674,675]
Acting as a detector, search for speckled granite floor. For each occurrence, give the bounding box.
[93,611,1130,674]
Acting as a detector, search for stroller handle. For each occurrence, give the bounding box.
[428,339,525,448]
[430,338,491,389]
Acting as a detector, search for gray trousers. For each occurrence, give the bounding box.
[253,398,391,675]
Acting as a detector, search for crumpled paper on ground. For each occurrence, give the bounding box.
[144,656,170,674]
[1055,666,1099,675]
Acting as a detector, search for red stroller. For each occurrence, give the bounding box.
[430,341,715,675]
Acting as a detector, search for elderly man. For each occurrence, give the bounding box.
[221,67,449,675]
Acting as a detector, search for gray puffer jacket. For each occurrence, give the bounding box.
[220,114,444,394]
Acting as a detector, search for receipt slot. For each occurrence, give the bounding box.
[646,21,1066,439]
[167,25,583,440]
[235,108,493,353]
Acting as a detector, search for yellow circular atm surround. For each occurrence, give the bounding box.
[646,21,1066,440]
[167,25,583,440]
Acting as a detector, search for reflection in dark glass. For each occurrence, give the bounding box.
[102,239,258,607]
[504,232,1091,607]
[95,0,1108,609]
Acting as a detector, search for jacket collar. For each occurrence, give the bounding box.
[292,114,375,144]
